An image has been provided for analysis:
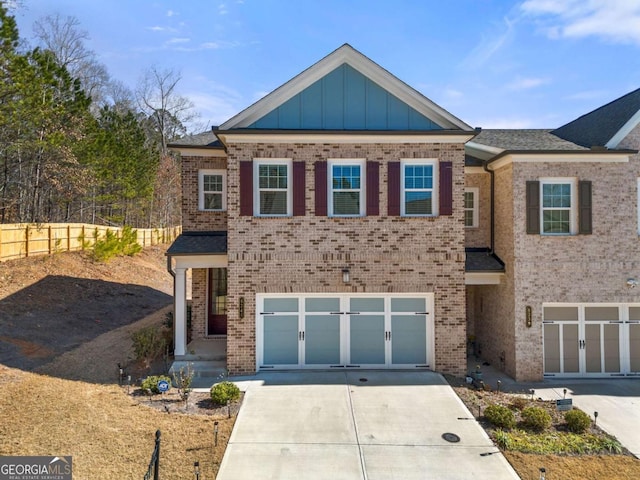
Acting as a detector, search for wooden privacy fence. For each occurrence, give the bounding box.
[0,223,181,262]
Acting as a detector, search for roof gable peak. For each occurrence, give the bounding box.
[219,44,472,131]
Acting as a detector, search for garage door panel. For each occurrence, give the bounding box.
[350,314,385,365]
[264,315,299,365]
[630,324,640,373]
[305,314,341,365]
[391,315,426,365]
[543,324,560,373]
[563,324,580,373]
[604,324,620,373]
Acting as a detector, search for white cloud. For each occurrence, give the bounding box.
[166,37,190,45]
[219,3,229,15]
[507,77,550,90]
[521,0,640,46]
[147,26,165,32]
[184,84,245,126]
[460,14,519,69]
[166,10,177,17]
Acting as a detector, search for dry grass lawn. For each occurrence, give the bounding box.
[0,364,236,479]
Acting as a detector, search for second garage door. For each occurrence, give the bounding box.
[256,294,435,370]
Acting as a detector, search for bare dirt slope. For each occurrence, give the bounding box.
[0,246,174,383]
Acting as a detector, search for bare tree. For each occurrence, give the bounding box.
[33,14,110,109]
[135,66,198,156]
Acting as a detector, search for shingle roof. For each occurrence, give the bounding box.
[552,88,640,148]
[465,248,505,272]
[166,231,227,255]
[168,131,223,148]
[472,129,588,151]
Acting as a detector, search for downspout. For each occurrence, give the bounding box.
[483,160,495,254]
[166,254,175,278]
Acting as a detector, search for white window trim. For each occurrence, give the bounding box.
[540,177,578,235]
[401,159,439,217]
[464,187,479,228]
[328,158,366,217]
[198,169,226,211]
[253,158,293,217]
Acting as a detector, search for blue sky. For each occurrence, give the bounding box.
[12,0,640,131]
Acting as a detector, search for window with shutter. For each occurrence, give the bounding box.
[253,159,292,217]
[400,159,439,216]
[328,159,366,217]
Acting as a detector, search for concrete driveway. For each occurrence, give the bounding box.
[216,371,519,480]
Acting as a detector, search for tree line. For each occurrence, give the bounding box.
[0,4,196,228]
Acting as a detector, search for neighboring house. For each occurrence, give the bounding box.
[167,44,640,381]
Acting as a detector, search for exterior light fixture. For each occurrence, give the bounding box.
[194,461,200,480]
[342,268,350,284]
[627,278,638,288]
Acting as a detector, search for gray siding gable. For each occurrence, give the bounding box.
[247,64,443,131]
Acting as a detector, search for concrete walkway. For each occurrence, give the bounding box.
[215,371,519,480]
[467,359,640,458]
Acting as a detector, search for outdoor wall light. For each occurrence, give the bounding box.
[525,306,532,328]
[627,278,638,288]
[342,267,350,284]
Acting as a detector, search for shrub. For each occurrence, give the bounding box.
[172,364,194,404]
[521,406,551,431]
[131,325,167,365]
[484,404,516,429]
[210,381,240,406]
[141,375,172,394]
[565,409,592,433]
[510,396,528,411]
[93,226,142,261]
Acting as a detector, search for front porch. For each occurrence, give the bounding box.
[170,337,228,381]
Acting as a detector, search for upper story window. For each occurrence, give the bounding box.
[401,159,438,216]
[199,169,226,211]
[328,159,365,217]
[541,178,577,235]
[254,159,292,216]
[464,187,478,228]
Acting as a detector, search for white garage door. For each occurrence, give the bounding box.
[543,304,640,377]
[256,294,435,370]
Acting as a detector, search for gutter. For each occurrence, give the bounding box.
[166,254,175,278]
[483,160,495,255]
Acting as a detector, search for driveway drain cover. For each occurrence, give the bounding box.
[359,378,368,382]
[442,433,461,443]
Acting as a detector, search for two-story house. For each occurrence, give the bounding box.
[167,44,640,381]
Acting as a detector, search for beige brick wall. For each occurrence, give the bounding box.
[181,155,228,231]
[465,171,491,248]
[191,268,208,339]
[474,145,640,381]
[224,141,468,376]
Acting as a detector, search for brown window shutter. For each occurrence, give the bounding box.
[314,161,327,216]
[526,181,540,234]
[439,161,453,216]
[578,180,592,234]
[366,161,379,216]
[387,162,401,216]
[293,162,306,216]
[239,161,253,216]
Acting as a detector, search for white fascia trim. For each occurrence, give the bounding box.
[464,166,487,174]
[220,44,473,131]
[466,141,504,157]
[217,132,476,144]
[488,152,630,171]
[172,147,227,158]
[465,272,503,285]
[606,109,640,148]
[173,255,228,269]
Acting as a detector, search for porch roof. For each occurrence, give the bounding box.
[166,231,227,256]
[465,248,505,272]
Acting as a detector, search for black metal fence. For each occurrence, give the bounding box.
[143,430,161,480]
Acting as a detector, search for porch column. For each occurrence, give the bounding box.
[174,267,187,357]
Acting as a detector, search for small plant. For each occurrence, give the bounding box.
[172,364,194,405]
[521,406,551,432]
[131,326,167,368]
[493,429,512,450]
[510,396,528,411]
[92,226,142,261]
[141,375,172,394]
[565,409,592,433]
[484,404,516,429]
[210,381,240,406]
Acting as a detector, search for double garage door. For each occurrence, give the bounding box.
[543,304,640,377]
[256,294,435,370]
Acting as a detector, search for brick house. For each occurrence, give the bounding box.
[167,44,640,381]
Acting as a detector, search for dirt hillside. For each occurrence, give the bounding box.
[0,246,174,383]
